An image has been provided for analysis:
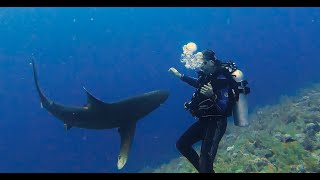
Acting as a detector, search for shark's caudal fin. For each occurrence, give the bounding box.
[31,58,51,108]
[117,123,136,170]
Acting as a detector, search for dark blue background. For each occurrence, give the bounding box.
[0,7,319,172]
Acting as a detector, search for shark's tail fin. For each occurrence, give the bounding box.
[31,57,51,108]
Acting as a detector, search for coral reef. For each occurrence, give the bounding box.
[147,83,320,173]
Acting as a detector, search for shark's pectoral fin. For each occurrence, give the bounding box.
[83,87,110,109]
[64,123,72,130]
[117,123,136,170]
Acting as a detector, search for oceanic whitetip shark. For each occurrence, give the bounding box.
[31,59,169,170]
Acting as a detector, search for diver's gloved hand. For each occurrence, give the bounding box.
[168,67,182,78]
[200,82,214,97]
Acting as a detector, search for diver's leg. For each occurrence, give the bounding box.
[176,120,203,172]
[209,117,227,168]
[199,117,227,173]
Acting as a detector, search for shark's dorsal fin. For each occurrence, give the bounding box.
[83,87,109,109]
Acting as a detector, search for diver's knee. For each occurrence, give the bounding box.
[176,139,188,152]
[175,141,183,151]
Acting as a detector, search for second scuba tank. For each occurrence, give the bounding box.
[224,61,250,127]
[231,69,249,127]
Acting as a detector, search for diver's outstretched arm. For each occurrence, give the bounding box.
[168,67,198,88]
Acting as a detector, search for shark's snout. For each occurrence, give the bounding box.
[154,90,170,104]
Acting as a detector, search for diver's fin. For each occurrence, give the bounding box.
[117,122,136,170]
[64,123,72,130]
[83,87,109,109]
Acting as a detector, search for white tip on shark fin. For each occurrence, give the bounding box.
[117,156,126,170]
[40,102,43,108]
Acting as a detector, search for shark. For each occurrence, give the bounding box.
[31,59,169,170]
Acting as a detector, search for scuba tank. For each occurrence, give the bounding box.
[222,61,250,127]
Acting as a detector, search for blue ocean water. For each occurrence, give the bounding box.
[0,7,319,173]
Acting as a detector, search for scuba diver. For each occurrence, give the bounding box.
[169,49,250,173]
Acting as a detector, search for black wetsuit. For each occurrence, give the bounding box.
[176,68,236,173]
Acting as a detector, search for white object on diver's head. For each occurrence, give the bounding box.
[186,42,197,53]
[180,42,204,70]
[194,52,203,60]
